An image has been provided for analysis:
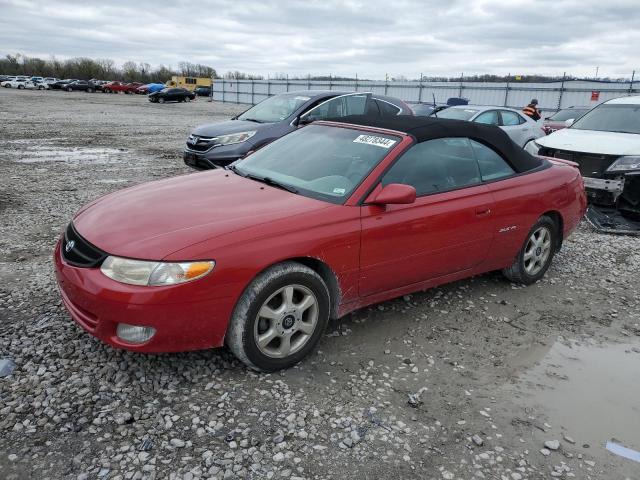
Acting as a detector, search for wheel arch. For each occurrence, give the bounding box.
[242,256,342,320]
[541,210,564,251]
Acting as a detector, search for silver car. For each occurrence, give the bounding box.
[433,105,545,148]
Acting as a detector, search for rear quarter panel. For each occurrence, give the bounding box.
[483,162,585,269]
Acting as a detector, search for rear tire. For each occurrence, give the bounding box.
[226,262,330,372]
[185,96,191,102]
[67,87,72,92]
[159,97,165,104]
[502,215,558,285]
[18,85,24,89]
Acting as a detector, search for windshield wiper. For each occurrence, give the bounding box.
[224,164,246,176]
[244,173,298,193]
[241,118,263,123]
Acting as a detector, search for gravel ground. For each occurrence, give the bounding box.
[1,88,639,480]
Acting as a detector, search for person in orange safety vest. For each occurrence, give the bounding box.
[522,99,541,121]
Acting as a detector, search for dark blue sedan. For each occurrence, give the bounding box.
[183,90,413,169]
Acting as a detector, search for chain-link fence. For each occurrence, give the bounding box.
[213,77,638,114]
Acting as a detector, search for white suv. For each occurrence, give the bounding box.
[525,96,640,232]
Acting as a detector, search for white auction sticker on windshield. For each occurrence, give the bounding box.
[353,135,397,149]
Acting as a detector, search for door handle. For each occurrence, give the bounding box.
[475,207,491,217]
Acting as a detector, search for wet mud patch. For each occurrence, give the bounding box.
[2,139,128,164]
[508,338,640,460]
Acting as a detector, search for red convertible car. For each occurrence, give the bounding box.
[54,116,586,371]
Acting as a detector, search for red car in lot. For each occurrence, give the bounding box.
[54,116,586,371]
[102,81,143,94]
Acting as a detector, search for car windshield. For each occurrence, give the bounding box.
[434,108,479,121]
[548,109,588,121]
[237,93,311,123]
[233,125,400,204]
[571,104,640,134]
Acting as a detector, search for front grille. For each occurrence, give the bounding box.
[61,223,107,268]
[186,135,216,152]
[539,148,617,178]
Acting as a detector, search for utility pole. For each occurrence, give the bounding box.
[458,72,464,98]
[504,73,510,106]
[595,66,599,79]
[557,72,566,111]
[630,70,636,95]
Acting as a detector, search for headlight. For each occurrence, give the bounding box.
[606,156,640,173]
[215,131,256,146]
[100,256,214,286]
[524,140,541,155]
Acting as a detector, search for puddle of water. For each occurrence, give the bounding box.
[2,140,127,164]
[514,340,640,451]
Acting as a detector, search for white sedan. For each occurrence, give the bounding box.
[433,105,545,147]
[1,79,48,90]
[525,95,640,233]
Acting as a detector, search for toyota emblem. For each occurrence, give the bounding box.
[65,240,75,253]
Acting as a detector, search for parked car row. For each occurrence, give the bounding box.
[56,99,587,371]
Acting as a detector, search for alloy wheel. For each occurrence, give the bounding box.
[523,226,552,275]
[253,284,319,359]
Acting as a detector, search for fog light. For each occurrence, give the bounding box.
[116,323,156,344]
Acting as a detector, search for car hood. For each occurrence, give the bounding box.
[536,128,640,155]
[73,170,331,260]
[192,119,276,137]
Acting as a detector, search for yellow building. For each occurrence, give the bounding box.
[165,76,212,91]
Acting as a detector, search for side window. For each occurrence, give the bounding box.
[500,110,522,126]
[376,100,401,116]
[382,138,481,196]
[474,110,499,125]
[470,140,515,181]
[303,94,371,121]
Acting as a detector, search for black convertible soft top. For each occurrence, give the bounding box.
[324,115,543,173]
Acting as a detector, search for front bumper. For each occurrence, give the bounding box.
[183,147,243,170]
[54,240,235,352]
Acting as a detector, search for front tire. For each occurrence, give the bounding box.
[18,85,24,89]
[502,215,557,284]
[226,262,330,372]
[185,96,191,102]
[158,97,165,104]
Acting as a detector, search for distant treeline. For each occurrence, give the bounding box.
[0,53,633,83]
[0,54,218,83]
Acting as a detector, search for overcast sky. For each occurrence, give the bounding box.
[0,0,638,79]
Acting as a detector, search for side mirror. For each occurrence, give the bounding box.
[564,118,574,127]
[298,114,318,126]
[369,183,416,205]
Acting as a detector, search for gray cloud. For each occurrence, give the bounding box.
[0,0,638,78]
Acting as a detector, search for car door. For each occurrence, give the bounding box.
[300,93,380,123]
[359,137,495,296]
[473,110,500,127]
[499,110,528,146]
